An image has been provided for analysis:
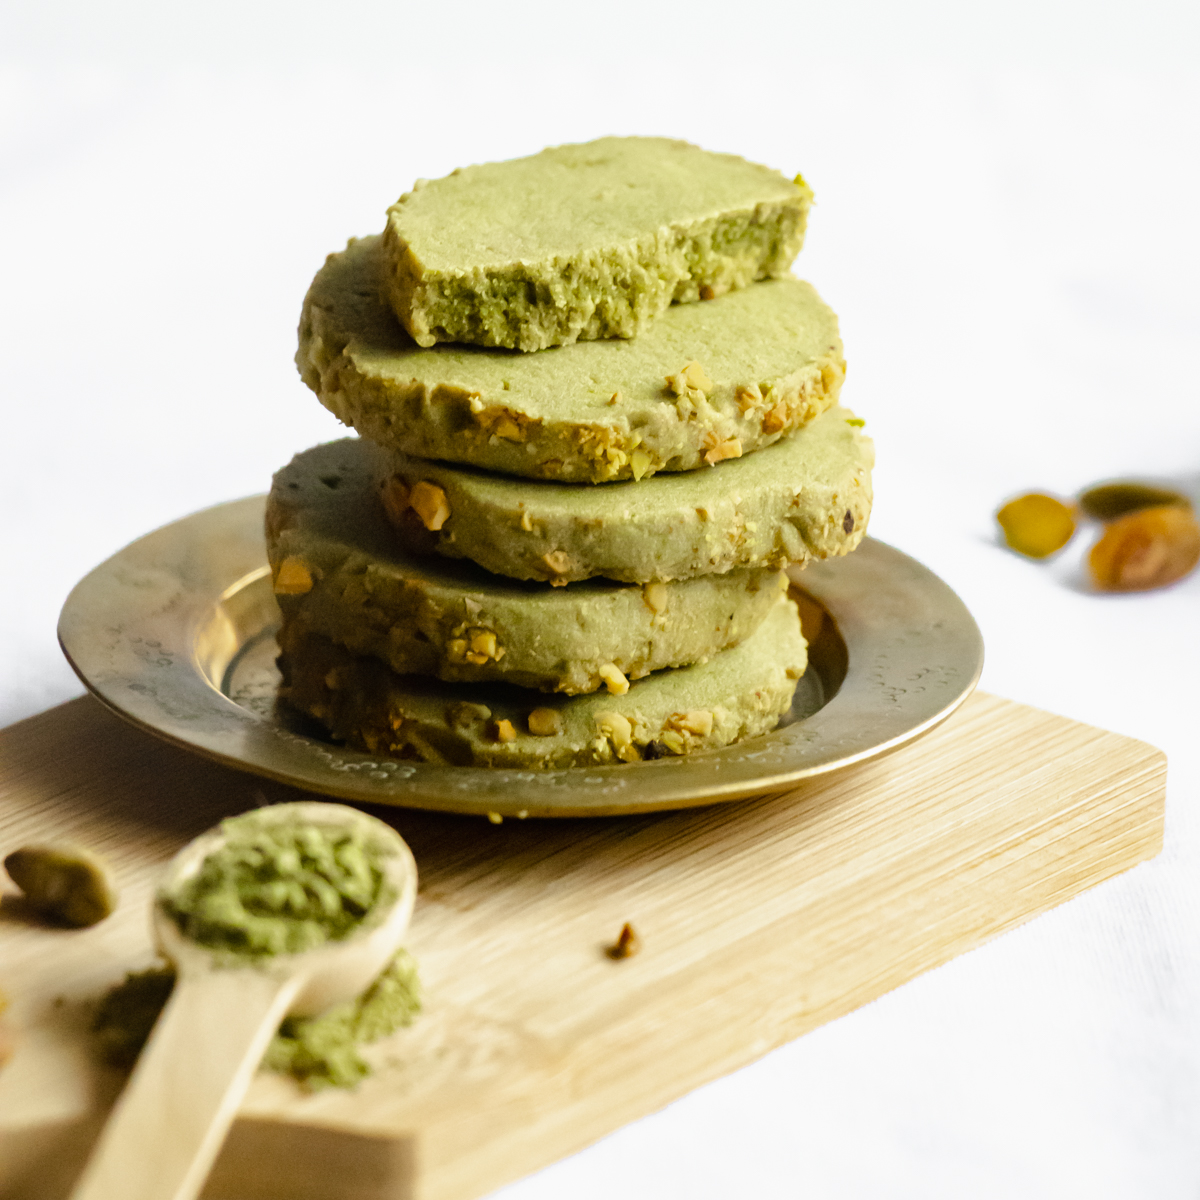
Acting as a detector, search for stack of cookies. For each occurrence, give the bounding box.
[268,138,873,769]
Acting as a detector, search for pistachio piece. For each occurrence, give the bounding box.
[995,493,1076,559]
[4,843,118,927]
[592,711,641,762]
[736,384,764,414]
[408,481,451,531]
[527,707,562,737]
[683,361,713,393]
[665,360,714,397]
[446,701,491,728]
[273,556,314,595]
[598,663,630,695]
[1077,481,1192,521]
[658,729,687,755]
[642,582,669,614]
[492,415,524,441]
[702,434,742,466]
[595,711,633,751]
[629,447,654,480]
[667,710,714,737]
[469,629,499,659]
[1088,505,1200,592]
[761,402,789,434]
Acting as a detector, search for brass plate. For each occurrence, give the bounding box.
[57,496,983,817]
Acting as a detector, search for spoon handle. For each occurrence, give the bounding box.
[70,964,301,1200]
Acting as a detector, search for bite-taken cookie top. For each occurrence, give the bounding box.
[382,137,813,351]
[377,406,873,585]
[278,594,807,769]
[267,439,785,696]
[298,235,844,483]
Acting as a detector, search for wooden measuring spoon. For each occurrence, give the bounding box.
[69,801,418,1200]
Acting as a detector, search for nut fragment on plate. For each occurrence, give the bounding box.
[3,842,119,927]
[1088,505,1200,592]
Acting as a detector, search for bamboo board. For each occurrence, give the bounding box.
[0,691,1166,1200]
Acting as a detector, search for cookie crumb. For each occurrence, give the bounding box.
[606,922,641,960]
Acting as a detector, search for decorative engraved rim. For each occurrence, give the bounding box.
[58,496,983,817]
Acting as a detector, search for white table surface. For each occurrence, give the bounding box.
[2,3,1198,1196]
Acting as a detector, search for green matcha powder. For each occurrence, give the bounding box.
[93,949,420,1091]
[94,811,419,1089]
[161,813,394,957]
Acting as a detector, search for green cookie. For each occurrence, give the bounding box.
[382,137,812,352]
[297,235,844,483]
[376,406,872,584]
[268,440,785,696]
[277,594,806,769]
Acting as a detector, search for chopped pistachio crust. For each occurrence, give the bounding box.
[380,406,873,584]
[382,137,812,351]
[297,235,844,483]
[268,440,785,695]
[277,595,806,769]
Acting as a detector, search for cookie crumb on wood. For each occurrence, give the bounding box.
[606,922,641,960]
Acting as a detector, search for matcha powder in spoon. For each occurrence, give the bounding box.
[95,808,420,1090]
[161,811,395,957]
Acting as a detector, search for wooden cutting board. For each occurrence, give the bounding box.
[0,690,1165,1200]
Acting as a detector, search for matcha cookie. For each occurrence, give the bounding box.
[269,440,784,695]
[382,137,813,352]
[378,405,873,584]
[278,593,806,769]
[297,235,844,483]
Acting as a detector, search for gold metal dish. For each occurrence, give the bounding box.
[58,496,983,817]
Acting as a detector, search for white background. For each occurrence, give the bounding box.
[2,1,1198,1195]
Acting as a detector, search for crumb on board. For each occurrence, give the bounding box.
[605,922,641,960]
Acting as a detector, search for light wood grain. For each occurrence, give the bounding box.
[69,963,302,1200]
[0,691,1165,1200]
